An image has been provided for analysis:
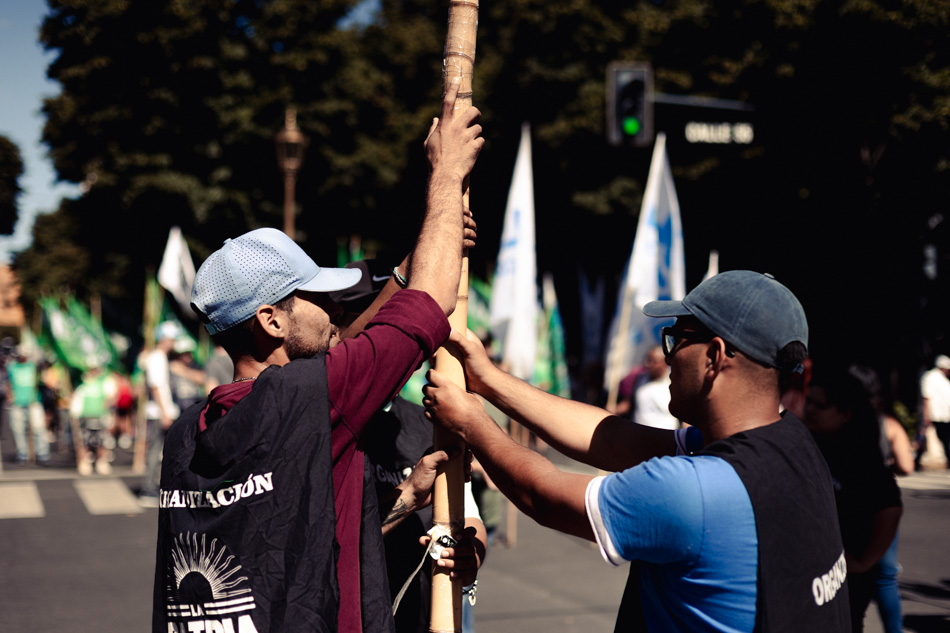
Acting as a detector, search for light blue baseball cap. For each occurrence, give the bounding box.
[643,270,808,368]
[191,228,361,334]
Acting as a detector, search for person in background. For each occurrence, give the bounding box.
[330,258,487,633]
[6,349,50,465]
[70,364,118,475]
[202,344,234,392]
[859,366,913,633]
[168,342,206,413]
[111,371,136,450]
[919,354,950,469]
[804,363,903,633]
[631,345,679,429]
[40,359,73,453]
[138,322,180,505]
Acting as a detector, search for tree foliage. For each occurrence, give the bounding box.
[0,135,24,235]
[19,0,950,398]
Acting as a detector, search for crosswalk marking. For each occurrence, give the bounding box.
[0,482,46,519]
[897,471,950,491]
[74,479,143,515]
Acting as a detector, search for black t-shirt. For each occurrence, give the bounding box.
[362,396,435,633]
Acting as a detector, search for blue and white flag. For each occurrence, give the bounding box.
[489,123,538,380]
[604,133,686,403]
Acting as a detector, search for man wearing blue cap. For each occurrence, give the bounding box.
[152,81,482,633]
[424,270,851,632]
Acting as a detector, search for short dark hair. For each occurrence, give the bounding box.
[776,341,808,392]
[776,341,807,375]
[198,293,297,353]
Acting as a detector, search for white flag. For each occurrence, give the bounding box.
[604,133,686,403]
[158,226,197,315]
[703,249,720,281]
[489,123,538,380]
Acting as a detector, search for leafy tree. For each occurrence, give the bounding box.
[0,135,24,235]
[21,0,950,404]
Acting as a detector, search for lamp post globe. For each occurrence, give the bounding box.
[275,109,307,239]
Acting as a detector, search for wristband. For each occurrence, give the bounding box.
[393,266,409,288]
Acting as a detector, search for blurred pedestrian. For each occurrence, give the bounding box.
[40,358,72,453]
[111,371,135,450]
[168,342,206,412]
[138,322,179,505]
[628,345,679,429]
[202,344,234,392]
[70,365,118,475]
[5,349,49,465]
[804,363,903,633]
[919,354,950,469]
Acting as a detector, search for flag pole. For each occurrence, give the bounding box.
[430,1,478,631]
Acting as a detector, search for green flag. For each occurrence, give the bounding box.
[467,275,493,342]
[65,296,120,370]
[533,274,571,399]
[40,296,118,372]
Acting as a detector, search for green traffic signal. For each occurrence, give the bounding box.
[623,116,641,136]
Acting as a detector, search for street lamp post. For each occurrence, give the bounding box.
[274,109,307,240]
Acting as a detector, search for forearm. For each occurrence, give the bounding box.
[476,367,675,471]
[170,363,205,385]
[465,517,488,572]
[460,411,594,540]
[408,168,464,315]
[338,255,409,341]
[890,425,915,475]
[379,485,420,537]
[847,506,902,573]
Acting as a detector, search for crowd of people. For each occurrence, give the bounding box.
[3,78,945,633]
[0,323,231,482]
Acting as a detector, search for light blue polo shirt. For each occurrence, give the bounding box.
[586,453,758,632]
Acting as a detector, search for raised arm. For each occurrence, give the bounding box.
[337,207,477,341]
[408,79,483,315]
[440,329,677,472]
[423,371,595,541]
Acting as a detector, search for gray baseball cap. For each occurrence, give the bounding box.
[191,228,361,334]
[643,270,808,368]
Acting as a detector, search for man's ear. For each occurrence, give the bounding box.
[706,338,731,375]
[254,304,290,339]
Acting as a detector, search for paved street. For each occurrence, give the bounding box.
[1,437,949,632]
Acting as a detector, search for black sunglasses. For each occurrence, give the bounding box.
[661,326,736,358]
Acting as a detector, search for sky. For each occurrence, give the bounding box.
[0,0,80,264]
[0,0,379,266]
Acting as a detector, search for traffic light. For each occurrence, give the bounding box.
[607,62,653,148]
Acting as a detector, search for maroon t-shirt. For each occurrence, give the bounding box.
[200,289,449,633]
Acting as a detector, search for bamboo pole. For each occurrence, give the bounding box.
[430,2,478,632]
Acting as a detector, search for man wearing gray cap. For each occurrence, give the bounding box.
[152,82,482,633]
[424,270,850,632]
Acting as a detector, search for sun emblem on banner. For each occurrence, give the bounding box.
[165,532,255,620]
